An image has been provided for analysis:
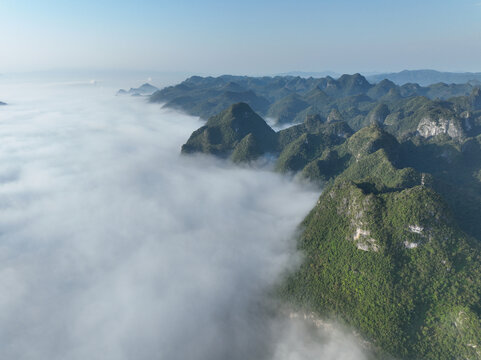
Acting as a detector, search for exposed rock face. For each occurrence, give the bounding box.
[353,228,379,252]
[408,225,424,234]
[461,111,473,132]
[417,117,464,139]
[404,241,419,249]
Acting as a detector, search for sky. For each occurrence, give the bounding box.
[0,0,481,75]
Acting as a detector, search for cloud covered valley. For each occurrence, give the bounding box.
[0,78,370,360]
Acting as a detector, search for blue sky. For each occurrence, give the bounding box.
[1,0,480,74]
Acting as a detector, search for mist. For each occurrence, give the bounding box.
[0,78,370,359]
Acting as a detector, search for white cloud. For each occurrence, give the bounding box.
[0,79,369,359]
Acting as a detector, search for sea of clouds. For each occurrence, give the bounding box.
[0,77,369,360]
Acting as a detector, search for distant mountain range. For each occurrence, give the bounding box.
[277,71,341,78]
[0,101,7,106]
[117,83,159,96]
[148,73,479,126]
[365,69,481,86]
[278,70,481,86]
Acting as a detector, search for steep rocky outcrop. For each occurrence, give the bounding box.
[416,117,464,140]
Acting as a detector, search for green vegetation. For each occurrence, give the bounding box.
[280,181,481,359]
[181,102,277,161]
[176,79,481,359]
[366,103,390,125]
[367,79,397,100]
[267,93,309,124]
[275,117,353,173]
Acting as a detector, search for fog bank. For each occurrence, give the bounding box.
[0,79,369,359]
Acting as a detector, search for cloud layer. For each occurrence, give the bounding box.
[0,80,369,360]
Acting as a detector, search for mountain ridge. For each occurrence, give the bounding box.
[148,73,478,125]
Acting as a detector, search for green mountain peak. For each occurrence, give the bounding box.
[181,102,277,161]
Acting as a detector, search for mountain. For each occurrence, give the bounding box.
[276,115,353,173]
[0,101,6,106]
[150,80,271,119]
[117,83,158,96]
[336,73,373,96]
[367,69,481,86]
[301,125,419,189]
[280,180,481,359]
[181,102,277,162]
[366,79,397,100]
[278,124,481,359]
[267,93,309,124]
[276,132,334,173]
